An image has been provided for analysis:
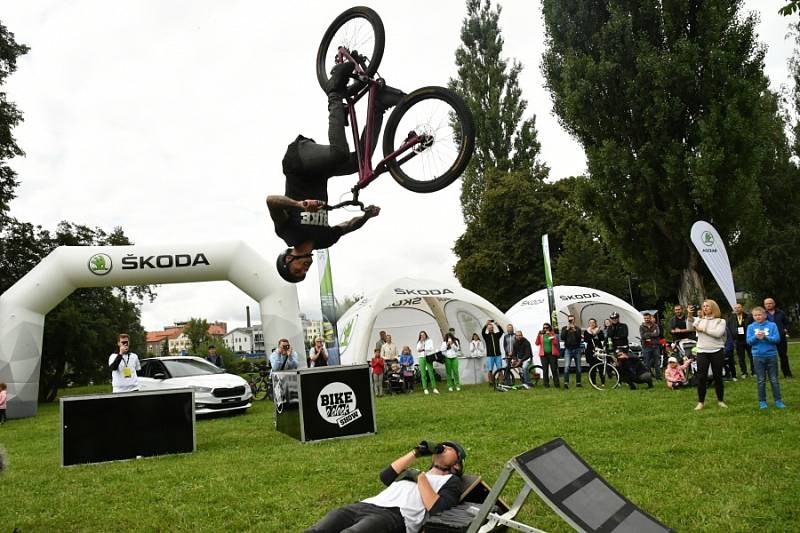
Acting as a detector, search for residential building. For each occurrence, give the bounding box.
[146,320,228,356]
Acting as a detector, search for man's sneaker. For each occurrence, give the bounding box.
[376,85,405,110]
[776,400,786,409]
[424,389,429,395]
[759,400,768,409]
[325,61,355,94]
[523,384,532,389]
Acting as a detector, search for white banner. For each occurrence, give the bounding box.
[690,221,736,309]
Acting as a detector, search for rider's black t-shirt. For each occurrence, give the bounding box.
[272,136,344,249]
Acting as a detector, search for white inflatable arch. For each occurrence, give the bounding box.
[0,240,303,418]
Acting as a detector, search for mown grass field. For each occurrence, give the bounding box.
[1,348,799,532]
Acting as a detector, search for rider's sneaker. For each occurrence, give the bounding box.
[522,384,532,390]
[326,61,356,94]
[377,85,405,111]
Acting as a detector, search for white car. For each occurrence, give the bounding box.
[138,356,252,415]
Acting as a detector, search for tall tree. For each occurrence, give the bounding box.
[542,0,798,306]
[0,21,28,230]
[449,0,546,223]
[184,317,210,352]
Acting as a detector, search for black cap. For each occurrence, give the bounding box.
[610,312,620,319]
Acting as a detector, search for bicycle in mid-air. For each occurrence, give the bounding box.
[493,356,543,392]
[317,6,475,211]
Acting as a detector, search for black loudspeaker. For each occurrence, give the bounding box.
[61,389,195,466]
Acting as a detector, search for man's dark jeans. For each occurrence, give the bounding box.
[304,502,405,533]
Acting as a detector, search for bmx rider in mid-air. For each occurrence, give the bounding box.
[267,60,403,283]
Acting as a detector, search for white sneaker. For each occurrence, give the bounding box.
[448,387,454,392]
[523,384,532,389]
[456,387,461,391]
[433,389,440,394]
[424,389,429,395]
[718,401,728,408]
[694,402,704,411]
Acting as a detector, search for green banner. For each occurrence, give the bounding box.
[542,234,557,328]
[316,249,340,365]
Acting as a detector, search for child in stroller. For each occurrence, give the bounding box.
[386,361,405,395]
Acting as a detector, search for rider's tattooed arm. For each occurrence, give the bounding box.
[266,195,326,215]
[336,205,380,235]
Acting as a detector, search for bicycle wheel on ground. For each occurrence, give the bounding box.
[383,86,475,193]
[588,363,620,391]
[526,365,544,388]
[316,6,385,93]
[253,379,269,401]
[492,368,517,391]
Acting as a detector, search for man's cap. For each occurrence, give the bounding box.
[610,312,620,319]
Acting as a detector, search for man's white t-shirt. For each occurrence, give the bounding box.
[109,352,141,393]
[362,472,453,533]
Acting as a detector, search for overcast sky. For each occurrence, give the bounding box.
[3,1,795,332]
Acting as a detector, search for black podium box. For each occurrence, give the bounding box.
[61,389,196,466]
[273,364,376,442]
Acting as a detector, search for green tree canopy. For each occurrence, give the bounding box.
[184,317,211,352]
[449,0,547,223]
[542,0,800,306]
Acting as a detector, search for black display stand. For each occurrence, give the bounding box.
[61,389,196,466]
[273,364,376,442]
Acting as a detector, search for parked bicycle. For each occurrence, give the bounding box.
[317,6,475,212]
[248,362,273,401]
[587,348,621,391]
[493,356,543,392]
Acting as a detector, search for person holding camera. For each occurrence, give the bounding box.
[482,320,504,387]
[108,333,141,393]
[688,300,728,410]
[560,315,583,389]
[305,440,466,533]
[270,339,299,371]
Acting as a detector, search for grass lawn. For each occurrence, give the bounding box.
[1,348,799,532]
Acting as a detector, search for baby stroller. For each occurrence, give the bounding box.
[386,365,405,395]
[676,339,727,385]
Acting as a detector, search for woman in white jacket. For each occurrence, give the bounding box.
[469,333,485,358]
[416,330,438,395]
[688,299,728,411]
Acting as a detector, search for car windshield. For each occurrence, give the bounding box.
[161,359,224,377]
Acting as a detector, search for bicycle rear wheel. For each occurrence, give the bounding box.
[588,363,620,391]
[316,6,385,93]
[383,86,475,193]
[493,368,517,391]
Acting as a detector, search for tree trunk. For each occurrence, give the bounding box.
[677,248,705,308]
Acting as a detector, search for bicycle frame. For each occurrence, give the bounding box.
[334,47,426,203]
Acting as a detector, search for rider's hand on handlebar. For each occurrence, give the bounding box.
[299,199,326,212]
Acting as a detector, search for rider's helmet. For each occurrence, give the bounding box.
[276,249,308,283]
[436,440,467,476]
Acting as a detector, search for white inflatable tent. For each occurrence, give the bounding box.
[336,277,511,365]
[506,285,643,344]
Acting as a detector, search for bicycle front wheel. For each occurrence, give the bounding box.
[383,86,475,193]
[251,380,265,401]
[316,6,385,92]
[492,368,516,391]
[588,363,620,391]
